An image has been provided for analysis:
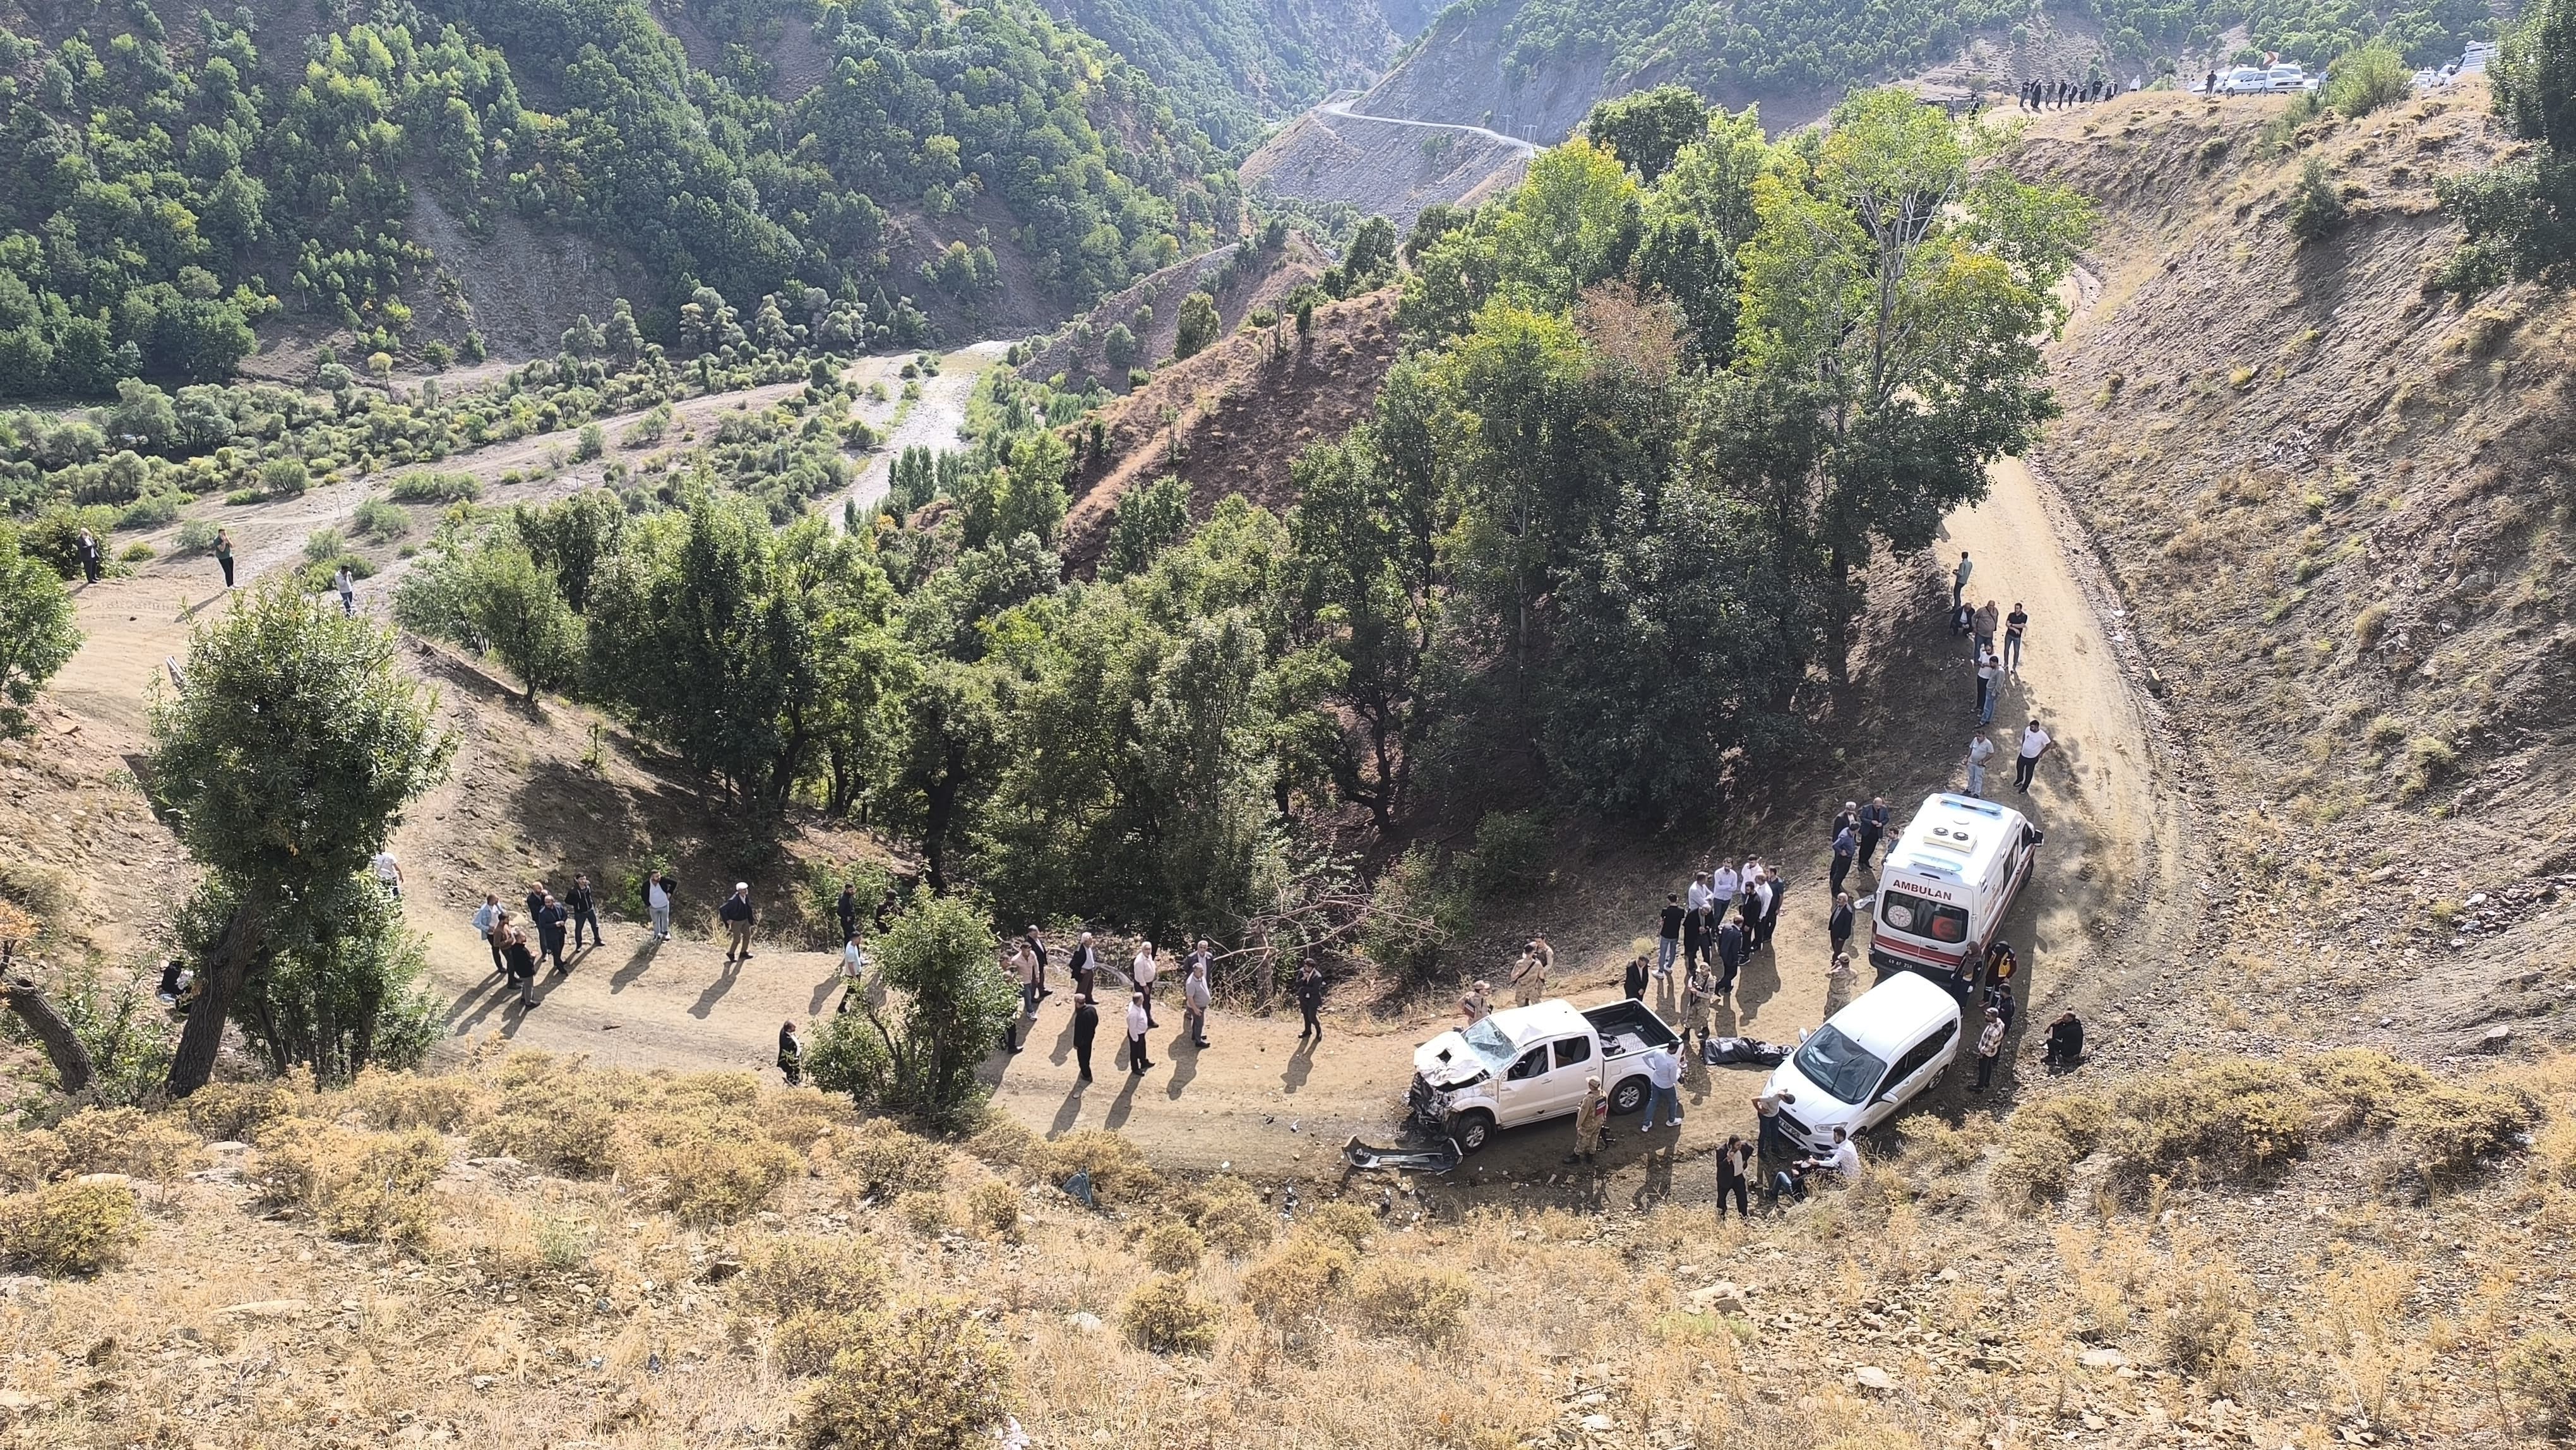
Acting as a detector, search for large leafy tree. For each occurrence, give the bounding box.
[1732,90,2089,674]
[148,585,453,1094]
[808,891,1017,1126]
[0,525,80,740]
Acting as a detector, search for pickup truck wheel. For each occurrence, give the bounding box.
[1607,1077,1648,1116]
[1453,1111,1494,1154]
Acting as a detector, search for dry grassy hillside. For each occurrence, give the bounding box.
[1054,291,1400,572]
[1,1046,2573,1448]
[1018,236,1330,390]
[2015,85,2576,1048]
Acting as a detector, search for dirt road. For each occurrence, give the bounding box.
[826,342,1006,527]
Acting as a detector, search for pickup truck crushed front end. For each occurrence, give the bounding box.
[1407,1060,1488,1126]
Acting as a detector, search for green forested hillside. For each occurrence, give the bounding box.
[0,0,1237,398]
[1032,0,1407,150]
[1453,0,2493,99]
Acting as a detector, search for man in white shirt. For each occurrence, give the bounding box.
[1708,861,1741,911]
[1966,732,1996,798]
[1822,1127,1862,1182]
[647,872,673,940]
[1976,650,2000,725]
[2015,718,2054,793]
[1132,942,1160,1026]
[1642,1040,1685,1131]
[1685,873,1711,914]
[371,850,403,899]
[1124,990,1154,1073]
[472,893,503,974]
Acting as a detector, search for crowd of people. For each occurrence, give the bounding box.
[995,928,1312,1084]
[2018,76,2132,109]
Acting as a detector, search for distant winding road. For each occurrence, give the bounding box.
[1317,94,1539,157]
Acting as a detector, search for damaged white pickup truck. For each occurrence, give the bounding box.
[1408,998,1681,1153]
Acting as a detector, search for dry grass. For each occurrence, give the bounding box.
[0,1046,2558,1448]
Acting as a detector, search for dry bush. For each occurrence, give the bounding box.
[256,1120,448,1241]
[636,1133,802,1225]
[1138,1219,1205,1272]
[1239,1233,1352,1334]
[1350,1261,1471,1345]
[467,1090,619,1177]
[1300,1199,1377,1251]
[741,1235,883,1319]
[2504,1333,2576,1438]
[1186,1176,1275,1257]
[799,1302,1011,1449]
[0,1129,66,1191]
[345,1069,482,1131]
[0,1178,143,1275]
[1989,1093,2113,1204]
[962,1113,1038,1167]
[54,1107,206,1182]
[1029,1130,1158,1204]
[758,1088,857,1149]
[965,1179,1020,1238]
[2156,1265,2252,1381]
[841,1121,952,1200]
[184,1077,302,1142]
[896,1190,951,1236]
[775,1309,872,1377]
[2101,1058,2313,1200]
[1896,1115,1993,1175]
[442,1194,597,1283]
[1119,1273,1222,1355]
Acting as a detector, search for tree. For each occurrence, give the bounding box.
[2438,0,2576,286]
[1102,321,1138,369]
[1173,291,1220,361]
[146,585,454,1094]
[1732,90,2089,676]
[2289,156,2349,241]
[1325,217,1399,297]
[0,526,81,741]
[461,539,584,702]
[1582,84,1710,184]
[1102,474,1191,580]
[814,892,1016,1125]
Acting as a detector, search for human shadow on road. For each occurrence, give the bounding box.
[1164,1032,1199,1101]
[1047,1007,1078,1067]
[1104,1066,1143,1130]
[1050,1082,1087,1139]
[689,958,741,1019]
[608,939,658,994]
[1735,947,1782,1026]
[1628,1142,1678,1212]
[806,968,844,1017]
[448,976,517,1036]
[1281,1038,1313,1094]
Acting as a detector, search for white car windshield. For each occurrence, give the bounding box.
[1457,1017,1518,1070]
[1792,1025,1888,1105]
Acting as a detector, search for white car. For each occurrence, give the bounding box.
[2219,66,2272,94]
[1761,973,1964,1154]
[2266,63,2310,92]
[1409,997,1679,1153]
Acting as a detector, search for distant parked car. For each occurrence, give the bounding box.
[2267,63,2311,92]
[2219,66,2272,94]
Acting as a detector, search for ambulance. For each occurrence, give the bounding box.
[1866,793,2042,986]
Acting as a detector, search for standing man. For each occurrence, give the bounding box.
[1623,949,1649,1002]
[473,893,504,975]
[1741,870,1772,952]
[1977,649,2001,726]
[2015,717,2054,793]
[1952,549,1973,614]
[1071,992,1100,1082]
[1715,1135,1755,1219]
[1007,940,1042,1052]
[1681,892,1708,976]
[567,873,600,950]
[777,1021,804,1086]
[1566,1077,1607,1166]
[1828,890,1856,959]
[1183,955,1212,1050]
[2003,601,2029,676]
[535,891,569,973]
[1509,942,1546,1006]
[504,925,539,1009]
[1758,868,1786,953]
[1682,964,1714,1052]
[1124,990,1154,1073]
[213,529,236,589]
[1753,1086,1798,1161]
[720,882,755,963]
[1656,894,1685,979]
[1131,940,1160,1027]
[1715,913,1746,998]
[371,848,404,900]
[1972,1007,2006,1093]
[1023,925,1050,1000]
[836,884,860,945]
[76,529,103,585]
[1856,796,1891,873]
[1459,980,1493,1024]
[1830,819,1857,897]
[1068,931,1099,1000]
[1294,960,1326,1042]
[1641,1040,1685,1132]
[646,870,674,942]
[1966,731,1996,798]
[335,563,357,617]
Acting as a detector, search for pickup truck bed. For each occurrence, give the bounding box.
[1585,999,1679,1060]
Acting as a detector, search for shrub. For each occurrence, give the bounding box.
[55,1106,204,1182]
[775,1309,872,1376]
[256,1120,448,1241]
[1239,1233,1352,1333]
[1138,1219,1205,1272]
[2354,602,2390,648]
[184,1077,301,1142]
[1029,1130,1158,1204]
[0,1179,142,1276]
[0,1130,66,1192]
[386,470,480,503]
[1989,1094,2112,1205]
[345,1070,481,1131]
[799,1303,1012,1450]
[303,526,346,563]
[119,542,155,563]
[467,1093,619,1177]
[1301,1199,1378,1251]
[2319,40,2412,119]
[173,520,220,554]
[840,1120,951,1199]
[352,498,410,540]
[2155,1268,2250,1379]
[1119,1273,1222,1355]
[2505,1333,2576,1437]
[261,458,310,498]
[2288,157,2347,242]
[895,1189,951,1236]
[742,1235,884,1319]
[1351,1262,1471,1345]
[574,423,605,461]
[965,1179,1020,1237]
[640,1133,802,1224]
[2101,1060,2312,1201]
[118,492,182,529]
[1187,1177,1275,1256]
[1465,809,1549,897]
